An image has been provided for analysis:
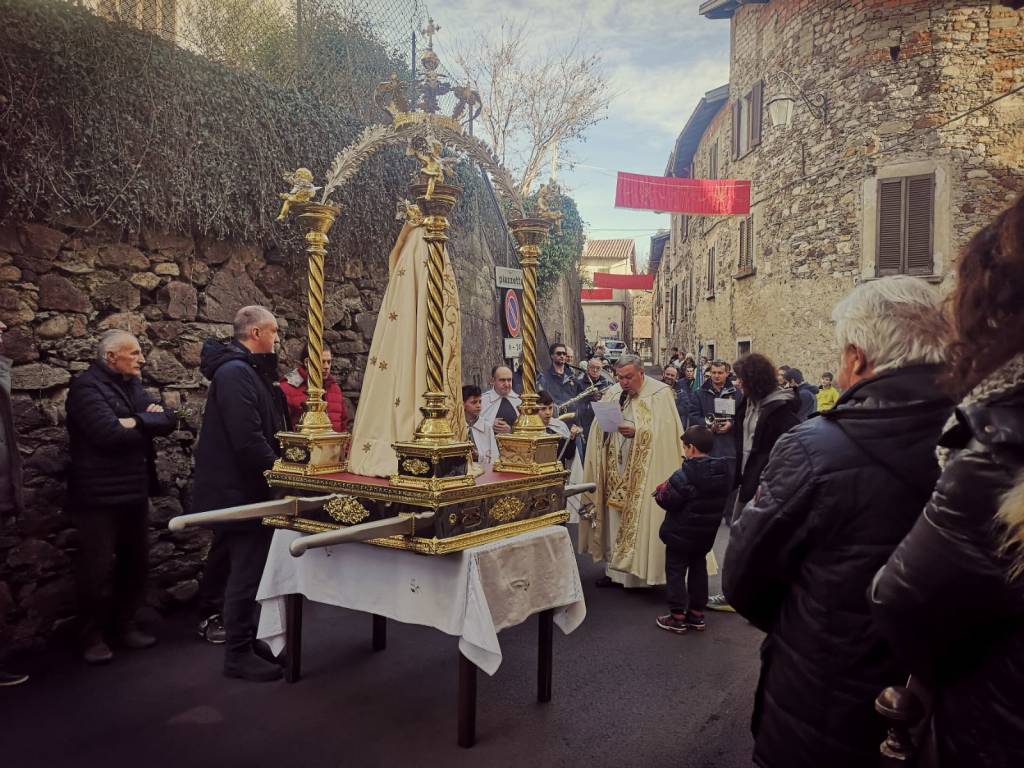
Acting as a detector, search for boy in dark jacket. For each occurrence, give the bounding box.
[653,426,730,633]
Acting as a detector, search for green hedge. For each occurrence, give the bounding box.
[0,0,412,254]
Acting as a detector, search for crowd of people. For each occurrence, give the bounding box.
[3,193,1023,767]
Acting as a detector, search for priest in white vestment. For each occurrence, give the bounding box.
[347,220,467,476]
[580,354,684,587]
[476,365,521,468]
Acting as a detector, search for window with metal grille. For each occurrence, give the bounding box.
[737,339,751,356]
[706,246,716,296]
[876,174,935,276]
[738,213,755,272]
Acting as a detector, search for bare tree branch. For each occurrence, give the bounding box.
[453,19,610,196]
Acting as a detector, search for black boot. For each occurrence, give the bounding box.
[224,651,283,682]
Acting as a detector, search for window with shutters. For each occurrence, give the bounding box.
[732,81,763,160]
[876,174,935,276]
[687,272,694,309]
[705,246,716,298]
[708,140,719,180]
[680,215,689,242]
[737,213,755,274]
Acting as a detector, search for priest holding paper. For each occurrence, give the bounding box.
[580,354,684,587]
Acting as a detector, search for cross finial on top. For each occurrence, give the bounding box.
[421,17,441,49]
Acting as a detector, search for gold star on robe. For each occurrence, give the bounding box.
[378,360,389,370]
[388,312,398,321]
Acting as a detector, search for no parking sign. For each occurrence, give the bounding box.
[503,288,522,338]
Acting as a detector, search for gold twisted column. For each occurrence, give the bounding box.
[495,218,562,474]
[272,201,351,476]
[391,182,474,489]
[296,204,336,433]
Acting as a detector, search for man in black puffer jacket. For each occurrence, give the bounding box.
[67,330,177,664]
[723,277,955,768]
[654,425,730,633]
[192,306,290,683]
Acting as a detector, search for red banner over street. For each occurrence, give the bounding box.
[592,273,655,290]
[580,288,613,300]
[614,172,751,215]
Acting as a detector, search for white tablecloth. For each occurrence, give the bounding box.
[256,525,586,676]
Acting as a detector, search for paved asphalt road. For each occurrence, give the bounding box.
[4,525,762,768]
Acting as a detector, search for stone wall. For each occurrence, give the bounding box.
[0,165,529,650]
[658,0,1024,374]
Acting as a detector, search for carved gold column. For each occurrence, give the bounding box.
[272,201,351,476]
[495,218,562,474]
[391,182,474,490]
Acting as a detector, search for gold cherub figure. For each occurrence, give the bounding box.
[537,180,564,231]
[406,138,456,200]
[395,199,424,226]
[277,167,320,221]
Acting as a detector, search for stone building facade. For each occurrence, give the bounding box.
[655,0,1024,374]
[581,239,636,349]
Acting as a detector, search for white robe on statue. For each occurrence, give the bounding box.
[347,222,467,477]
[475,388,521,468]
[580,376,684,586]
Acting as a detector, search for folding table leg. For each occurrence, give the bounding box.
[537,608,554,703]
[457,653,477,748]
[285,593,304,683]
[372,614,387,651]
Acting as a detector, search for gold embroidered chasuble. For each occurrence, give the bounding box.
[580,375,683,585]
[347,222,467,477]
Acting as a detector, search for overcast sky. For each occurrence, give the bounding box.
[431,0,731,268]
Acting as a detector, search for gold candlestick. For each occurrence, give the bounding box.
[272,193,351,476]
[495,218,562,474]
[391,181,474,490]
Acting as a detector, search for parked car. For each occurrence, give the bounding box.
[602,339,627,362]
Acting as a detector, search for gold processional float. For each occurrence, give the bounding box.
[168,30,592,554]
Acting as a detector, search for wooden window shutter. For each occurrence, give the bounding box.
[748,213,756,268]
[876,178,904,276]
[751,81,763,148]
[707,246,716,294]
[738,218,748,270]
[906,174,935,275]
[731,101,741,160]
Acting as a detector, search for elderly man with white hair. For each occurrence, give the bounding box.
[66,329,177,665]
[722,276,956,768]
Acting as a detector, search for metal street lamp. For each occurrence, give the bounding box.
[767,70,827,128]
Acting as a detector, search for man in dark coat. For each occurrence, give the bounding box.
[574,357,611,459]
[782,368,817,420]
[693,360,740,467]
[67,330,177,664]
[662,364,700,430]
[723,277,954,768]
[193,306,289,682]
[538,342,581,410]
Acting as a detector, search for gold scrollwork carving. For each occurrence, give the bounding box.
[285,446,308,463]
[402,458,432,476]
[325,495,370,525]
[490,496,525,523]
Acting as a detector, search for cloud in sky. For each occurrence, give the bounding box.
[430,0,732,263]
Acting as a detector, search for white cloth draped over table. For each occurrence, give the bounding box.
[256,526,586,675]
[347,222,468,477]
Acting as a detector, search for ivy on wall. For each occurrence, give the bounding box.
[0,0,424,264]
[533,193,585,301]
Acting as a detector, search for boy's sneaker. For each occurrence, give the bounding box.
[197,614,227,644]
[685,611,706,631]
[706,594,735,612]
[655,613,688,634]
